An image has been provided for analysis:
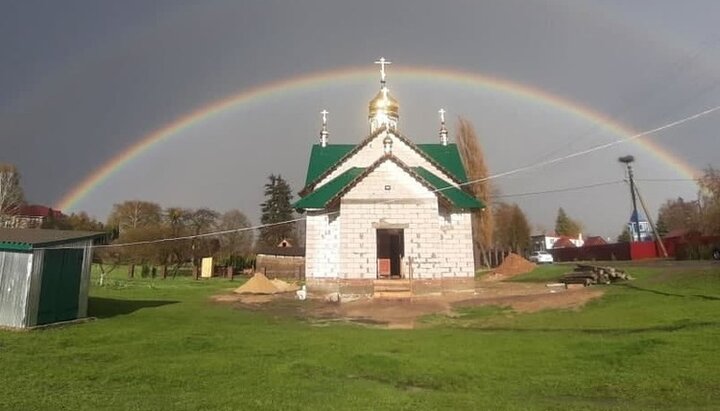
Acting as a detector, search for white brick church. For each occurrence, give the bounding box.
[294,59,484,294]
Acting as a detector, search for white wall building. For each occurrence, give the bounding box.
[294,60,484,295]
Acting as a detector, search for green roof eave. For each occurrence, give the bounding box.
[0,242,33,252]
[417,143,468,182]
[413,167,484,209]
[295,167,366,209]
[304,144,356,186]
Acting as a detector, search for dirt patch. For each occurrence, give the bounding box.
[213,280,605,329]
[455,282,603,313]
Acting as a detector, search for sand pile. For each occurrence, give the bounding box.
[233,273,301,295]
[494,253,536,277]
[234,273,283,294]
[271,278,300,293]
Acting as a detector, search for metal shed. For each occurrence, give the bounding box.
[0,228,105,329]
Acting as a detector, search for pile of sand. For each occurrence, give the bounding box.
[493,253,536,277]
[234,273,300,295]
[271,278,300,293]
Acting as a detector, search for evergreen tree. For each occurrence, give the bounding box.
[555,207,582,237]
[259,174,296,248]
[617,226,631,243]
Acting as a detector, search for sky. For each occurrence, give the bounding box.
[1,0,720,238]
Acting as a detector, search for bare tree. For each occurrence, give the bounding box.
[455,118,494,268]
[494,202,531,254]
[217,209,254,261]
[0,164,25,227]
[107,200,162,233]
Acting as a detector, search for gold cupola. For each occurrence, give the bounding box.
[368,87,399,123]
[368,57,399,132]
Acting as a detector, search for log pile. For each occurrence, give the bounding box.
[560,264,633,287]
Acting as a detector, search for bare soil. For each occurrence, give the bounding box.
[212,280,604,329]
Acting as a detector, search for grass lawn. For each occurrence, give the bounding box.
[1,262,720,410]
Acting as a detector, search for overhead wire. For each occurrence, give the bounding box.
[36,102,720,251]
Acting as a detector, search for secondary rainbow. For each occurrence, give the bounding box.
[56,65,701,211]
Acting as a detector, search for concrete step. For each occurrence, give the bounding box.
[373,279,410,286]
[373,290,413,299]
[373,284,411,292]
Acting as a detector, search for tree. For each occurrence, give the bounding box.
[555,207,582,237]
[217,209,253,261]
[0,164,25,227]
[656,197,701,236]
[617,226,631,243]
[494,203,531,253]
[698,167,720,235]
[456,117,494,268]
[188,208,220,275]
[259,174,296,248]
[107,201,162,233]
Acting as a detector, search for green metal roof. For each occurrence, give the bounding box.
[294,167,366,209]
[416,143,468,182]
[413,167,484,209]
[304,144,355,186]
[0,228,106,252]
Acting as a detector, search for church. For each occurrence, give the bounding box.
[294,59,484,296]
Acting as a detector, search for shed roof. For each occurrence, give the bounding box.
[0,228,106,251]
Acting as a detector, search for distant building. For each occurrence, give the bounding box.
[627,210,653,242]
[4,205,64,229]
[583,236,608,246]
[532,232,584,251]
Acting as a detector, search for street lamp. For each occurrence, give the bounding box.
[618,155,641,242]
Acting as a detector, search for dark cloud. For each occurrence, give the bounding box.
[1,0,718,237]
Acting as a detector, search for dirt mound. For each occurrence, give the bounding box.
[270,278,300,293]
[234,273,282,294]
[492,253,536,278]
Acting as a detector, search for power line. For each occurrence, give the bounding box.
[494,180,624,199]
[39,103,720,251]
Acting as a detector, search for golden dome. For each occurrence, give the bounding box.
[368,87,399,119]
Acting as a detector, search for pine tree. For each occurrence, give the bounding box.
[555,207,582,237]
[259,174,296,248]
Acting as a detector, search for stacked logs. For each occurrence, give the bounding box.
[560,264,633,287]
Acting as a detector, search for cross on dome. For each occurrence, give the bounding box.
[374,57,392,85]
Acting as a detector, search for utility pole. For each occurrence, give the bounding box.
[619,155,641,242]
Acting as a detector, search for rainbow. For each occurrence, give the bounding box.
[56,65,701,211]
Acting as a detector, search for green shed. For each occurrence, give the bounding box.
[0,228,106,329]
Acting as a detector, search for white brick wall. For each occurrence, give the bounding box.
[305,212,340,278]
[304,138,476,281]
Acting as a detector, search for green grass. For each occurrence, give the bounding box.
[1,263,720,410]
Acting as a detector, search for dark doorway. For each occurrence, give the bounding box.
[376,229,404,278]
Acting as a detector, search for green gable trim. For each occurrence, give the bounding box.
[417,144,468,182]
[413,167,484,209]
[295,167,365,209]
[304,144,355,186]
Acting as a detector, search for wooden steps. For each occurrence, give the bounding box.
[373,279,411,299]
